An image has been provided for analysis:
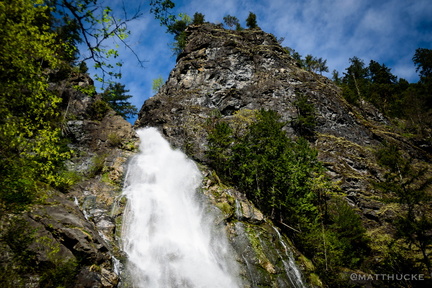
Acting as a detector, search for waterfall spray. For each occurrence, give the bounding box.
[121,127,240,288]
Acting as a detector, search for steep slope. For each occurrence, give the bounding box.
[0,74,137,288]
[136,23,432,286]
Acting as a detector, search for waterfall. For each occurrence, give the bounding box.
[272,227,306,288]
[121,127,240,288]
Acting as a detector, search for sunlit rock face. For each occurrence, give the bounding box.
[57,76,138,287]
[136,23,379,151]
[135,23,432,286]
[135,23,385,223]
[135,24,390,214]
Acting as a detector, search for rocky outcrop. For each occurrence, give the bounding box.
[60,75,138,285]
[136,24,378,151]
[0,74,137,287]
[135,23,431,286]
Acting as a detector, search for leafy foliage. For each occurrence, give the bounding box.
[0,0,72,211]
[207,110,321,226]
[413,48,432,81]
[167,13,192,55]
[284,47,329,74]
[192,12,205,25]
[51,0,146,82]
[304,54,329,74]
[291,93,317,138]
[206,121,233,176]
[337,53,431,143]
[87,98,110,121]
[284,47,303,65]
[152,76,165,93]
[150,0,176,27]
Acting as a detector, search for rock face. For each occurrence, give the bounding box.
[136,24,377,151]
[0,74,137,288]
[135,24,431,286]
[200,168,308,288]
[60,75,138,286]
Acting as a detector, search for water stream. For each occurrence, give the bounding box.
[272,227,306,288]
[121,127,240,288]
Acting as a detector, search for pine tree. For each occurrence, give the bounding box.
[192,12,205,25]
[101,83,138,119]
[375,143,432,275]
[246,12,257,29]
[223,15,240,29]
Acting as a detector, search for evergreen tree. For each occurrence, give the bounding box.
[223,15,240,28]
[341,56,369,103]
[332,69,341,84]
[246,12,257,28]
[192,12,205,25]
[368,60,397,84]
[375,143,432,275]
[413,48,432,81]
[304,54,315,72]
[291,93,317,138]
[413,48,432,111]
[208,109,322,226]
[206,109,370,284]
[101,83,138,119]
[304,55,329,74]
[206,121,233,176]
[316,57,329,74]
[284,47,303,67]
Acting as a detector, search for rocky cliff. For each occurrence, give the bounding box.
[0,74,137,288]
[55,74,138,287]
[135,23,432,286]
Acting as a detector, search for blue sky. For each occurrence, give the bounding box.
[81,0,432,123]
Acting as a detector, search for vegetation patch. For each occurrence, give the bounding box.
[206,109,370,286]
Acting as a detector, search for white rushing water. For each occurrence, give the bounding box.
[272,227,306,288]
[121,127,240,288]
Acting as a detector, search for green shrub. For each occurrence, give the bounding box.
[88,153,107,177]
[207,109,323,227]
[107,133,123,147]
[192,12,205,25]
[291,93,317,138]
[87,99,110,121]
